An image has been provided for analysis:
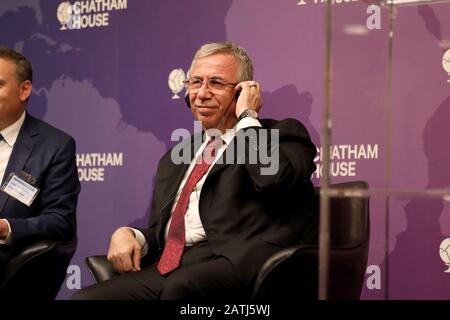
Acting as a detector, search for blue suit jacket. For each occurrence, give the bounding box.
[0,113,80,254]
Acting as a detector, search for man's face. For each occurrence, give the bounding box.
[0,58,31,130]
[189,53,239,133]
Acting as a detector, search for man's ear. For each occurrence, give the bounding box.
[20,80,32,102]
[185,91,191,108]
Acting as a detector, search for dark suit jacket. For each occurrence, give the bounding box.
[140,118,317,287]
[0,113,80,265]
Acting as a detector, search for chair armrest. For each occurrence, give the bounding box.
[85,255,118,283]
[251,244,319,300]
[0,240,57,287]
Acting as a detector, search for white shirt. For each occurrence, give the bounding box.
[0,111,26,244]
[132,117,262,256]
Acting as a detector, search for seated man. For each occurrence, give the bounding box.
[73,42,317,300]
[0,48,80,278]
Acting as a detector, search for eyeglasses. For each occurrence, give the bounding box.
[183,77,237,93]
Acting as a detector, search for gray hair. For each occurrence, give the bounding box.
[189,42,253,82]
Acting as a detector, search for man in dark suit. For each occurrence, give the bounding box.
[73,42,317,300]
[0,48,80,277]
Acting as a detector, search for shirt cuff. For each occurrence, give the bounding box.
[129,227,148,257]
[236,117,262,132]
[0,219,12,245]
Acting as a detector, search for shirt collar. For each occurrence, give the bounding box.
[0,111,26,148]
[203,124,237,146]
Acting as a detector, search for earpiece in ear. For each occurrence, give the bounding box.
[235,90,241,101]
[185,92,191,108]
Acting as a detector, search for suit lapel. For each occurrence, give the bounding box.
[160,132,202,209]
[207,121,269,178]
[207,156,229,178]
[206,135,236,178]
[154,163,189,247]
[0,114,37,214]
[154,134,201,243]
[159,163,189,215]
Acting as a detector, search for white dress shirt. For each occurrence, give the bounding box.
[0,111,26,244]
[132,117,262,256]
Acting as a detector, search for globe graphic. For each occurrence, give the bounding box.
[168,68,186,99]
[439,238,450,272]
[442,49,450,77]
[57,2,73,30]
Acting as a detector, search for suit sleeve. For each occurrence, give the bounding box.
[238,118,317,192]
[7,137,80,245]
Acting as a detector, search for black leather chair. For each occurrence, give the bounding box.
[0,216,77,300]
[85,181,370,300]
[252,181,370,299]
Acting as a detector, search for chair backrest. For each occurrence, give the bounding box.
[324,181,370,299]
[252,181,370,300]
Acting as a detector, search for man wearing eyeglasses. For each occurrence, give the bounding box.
[73,42,317,300]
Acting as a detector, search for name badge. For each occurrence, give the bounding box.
[1,172,39,207]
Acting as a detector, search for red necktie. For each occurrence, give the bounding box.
[157,137,221,275]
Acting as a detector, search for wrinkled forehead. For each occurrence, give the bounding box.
[191,53,239,80]
[0,57,19,82]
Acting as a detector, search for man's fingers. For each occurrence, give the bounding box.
[235,81,259,91]
[113,257,124,274]
[108,252,131,273]
[107,227,142,273]
[132,246,142,271]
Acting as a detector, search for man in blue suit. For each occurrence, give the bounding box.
[0,48,80,276]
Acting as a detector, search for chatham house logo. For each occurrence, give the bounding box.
[57,0,127,31]
[439,238,450,273]
[57,1,76,30]
[168,68,186,99]
[443,49,450,82]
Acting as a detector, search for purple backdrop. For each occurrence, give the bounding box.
[1,0,449,299]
